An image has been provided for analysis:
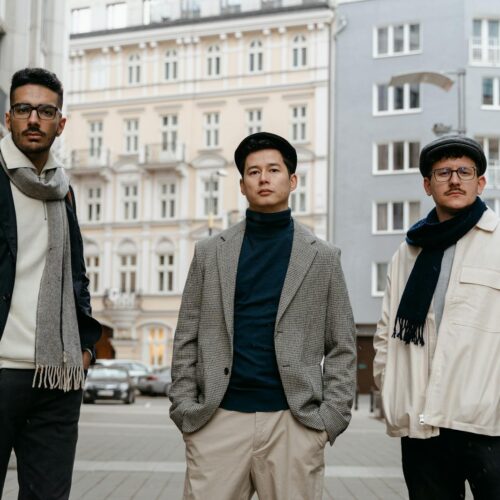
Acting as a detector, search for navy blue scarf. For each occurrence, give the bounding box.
[393,197,487,346]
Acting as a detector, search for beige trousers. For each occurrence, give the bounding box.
[182,408,328,500]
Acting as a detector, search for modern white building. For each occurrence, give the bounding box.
[66,0,334,366]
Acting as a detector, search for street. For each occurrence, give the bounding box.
[3,395,471,499]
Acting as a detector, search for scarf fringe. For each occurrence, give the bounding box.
[392,317,425,346]
[32,364,85,392]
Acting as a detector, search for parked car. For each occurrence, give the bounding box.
[84,366,135,404]
[137,367,172,397]
[95,359,151,385]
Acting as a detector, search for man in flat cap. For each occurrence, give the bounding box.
[170,131,357,499]
[373,135,500,499]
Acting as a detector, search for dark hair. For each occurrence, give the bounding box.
[10,67,64,107]
[243,137,294,175]
[425,146,476,177]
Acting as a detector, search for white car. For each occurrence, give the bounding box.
[95,359,151,385]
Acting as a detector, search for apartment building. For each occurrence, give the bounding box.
[66,0,333,365]
[334,0,500,391]
[0,0,67,136]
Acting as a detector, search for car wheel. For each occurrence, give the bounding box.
[84,398,95,404]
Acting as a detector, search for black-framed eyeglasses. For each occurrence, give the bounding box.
[431,166,477,182]
[10,103,61,120]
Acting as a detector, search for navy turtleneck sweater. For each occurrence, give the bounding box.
[220,208,293,412]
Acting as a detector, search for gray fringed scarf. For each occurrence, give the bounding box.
[0,155,84,391]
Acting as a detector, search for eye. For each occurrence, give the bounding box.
[436,168,450,178]
[16,104,32,114]
[39,106,56,118]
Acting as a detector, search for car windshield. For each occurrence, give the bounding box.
[88,368,128,380]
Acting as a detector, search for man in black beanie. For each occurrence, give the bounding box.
[170,132,357,499]
[373,135,500,499]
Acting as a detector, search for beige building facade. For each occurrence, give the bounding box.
[66,0,334,366]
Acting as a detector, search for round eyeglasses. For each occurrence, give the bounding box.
[10,103,61,120]
[431,166,476,182]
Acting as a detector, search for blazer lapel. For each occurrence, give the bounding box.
[0,154,18,258]
[276,222,317,326]
[217,221,245,347]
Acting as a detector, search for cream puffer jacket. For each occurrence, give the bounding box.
[373,209,500,438]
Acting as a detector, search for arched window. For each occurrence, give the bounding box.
[292,34,307,68]
[118,240,138,293]
[249,40,263,73]
[127,53,141,84]
[207,45,221,77]
[164,49,178,81]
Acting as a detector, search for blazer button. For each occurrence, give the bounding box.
[224,368,229,375]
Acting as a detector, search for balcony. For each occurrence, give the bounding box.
[470,37,500,66]
[486,163,500,189]
[141,143,185,170]
[70,148,110,168]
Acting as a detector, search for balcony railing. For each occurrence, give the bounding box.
[486,163,500,189]
[141,143,185,166]
[470,37,500,65]
[71,148,110,168]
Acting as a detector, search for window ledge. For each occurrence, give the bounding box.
[374,108,422,117]
[373,50,422,59]
[372,169,420,175]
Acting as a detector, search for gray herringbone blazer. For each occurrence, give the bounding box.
[169,219,356,444]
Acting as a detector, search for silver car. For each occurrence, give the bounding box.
[95,359,151,385]
[137,367,172,396]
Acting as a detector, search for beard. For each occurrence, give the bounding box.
[11,126,57,157]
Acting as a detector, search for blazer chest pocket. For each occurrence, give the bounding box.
[453,266,500,333]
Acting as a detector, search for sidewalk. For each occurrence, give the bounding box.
[3,395,470,499]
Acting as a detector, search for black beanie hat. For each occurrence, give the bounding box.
[234,132,297,175]
[419,135,487,177]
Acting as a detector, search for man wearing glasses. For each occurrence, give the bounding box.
[373,136,500,499]
[0,68,101,499]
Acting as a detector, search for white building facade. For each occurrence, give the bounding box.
[66,0,334,366]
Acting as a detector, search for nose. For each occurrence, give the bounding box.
[259,171,269,183]
[449,170,461,183]
[27,108,40,125]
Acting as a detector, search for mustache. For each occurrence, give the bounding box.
[22,127,45,136]
[445,189,465,195]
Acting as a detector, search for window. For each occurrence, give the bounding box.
[372,262,388,296]
[86,255,100,293]
[203,177,220,216]
[375,83,421,114]
[484,198,500,214]
[374,141,420,173]
[106,2,127,29]
[471,19,500,65]
[128,54,141,85]
[220,0,241,14]
[204,112,219,148]
[158,254,175,292]
[161,114,178,153]
[89,121,103,159]
[375,23,421,57]
[247,109,262,135]
[124,119,139,154]
[119,254,136,293]
[164,49,178,81]
[147,327,168,366]
[207,45,221,77]
[292,35,307,68]
[249,40,263,73]
[71,7,91,34]
[476,137,500,188]
[142,0,151,24]
[159,181,177,219]
[374,201,420,233]
[291,105,307,142]
[86,186,102,222]
[122,184,138,220]
[181,0,200,18]
[482,77,500,107]
[290,174,307,213]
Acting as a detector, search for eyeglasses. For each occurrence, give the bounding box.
[10,103,61,120]
[431,166,477,182]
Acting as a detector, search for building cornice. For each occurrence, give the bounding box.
[67,80,328,111]
[69,4,333,51]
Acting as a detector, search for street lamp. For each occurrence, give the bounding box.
[208,169,227,236]
[389,69,466,135]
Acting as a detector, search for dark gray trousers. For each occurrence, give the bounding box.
[0,369,82,500]
[402,428,500,500]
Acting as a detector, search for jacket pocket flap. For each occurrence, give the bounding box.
[460,266,500,290]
